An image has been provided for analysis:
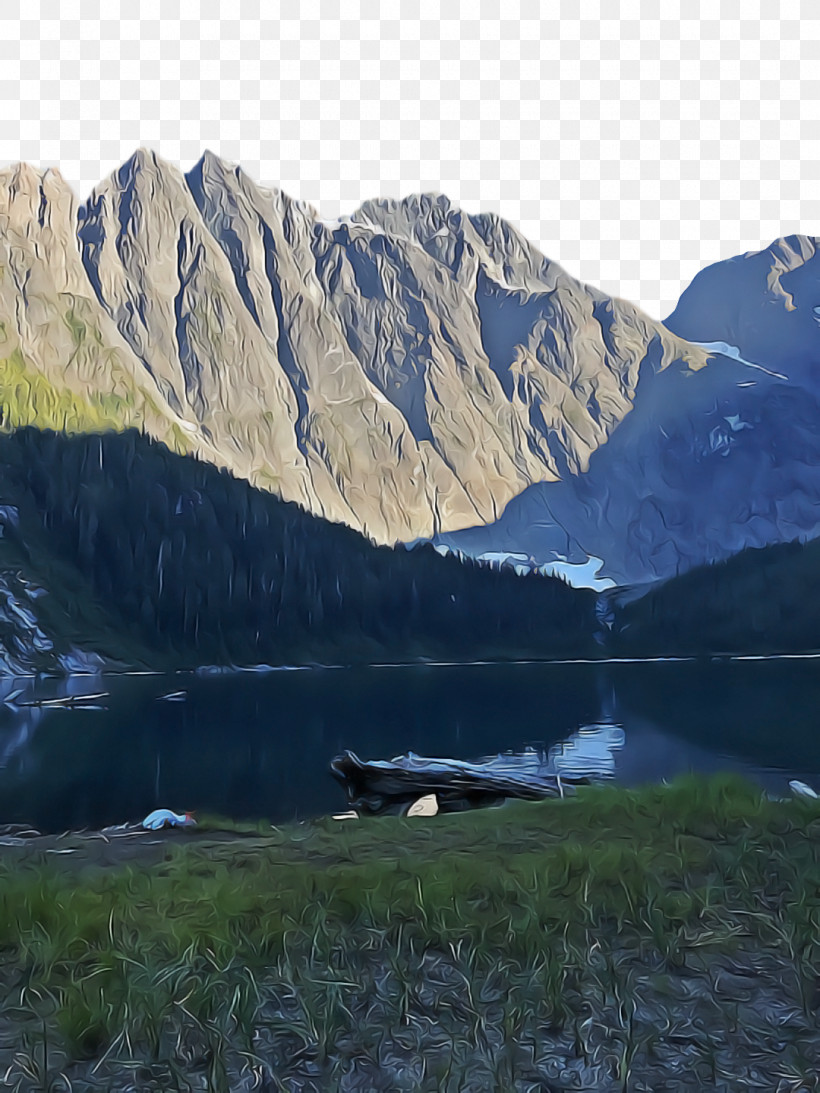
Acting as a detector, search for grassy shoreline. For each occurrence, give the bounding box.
[2,775,820,1090]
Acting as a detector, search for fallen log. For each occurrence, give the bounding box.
[330,749,595,816]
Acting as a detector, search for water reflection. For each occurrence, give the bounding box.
[0,660,818,832]
[549,723,626,779]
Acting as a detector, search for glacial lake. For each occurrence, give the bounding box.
[1,658,819,833]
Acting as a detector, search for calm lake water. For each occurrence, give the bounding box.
[1,659,819,833]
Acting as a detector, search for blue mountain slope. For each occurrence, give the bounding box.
[438,265,820,588]
[665,235,820,377]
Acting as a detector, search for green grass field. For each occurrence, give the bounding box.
[2,775,820,1090]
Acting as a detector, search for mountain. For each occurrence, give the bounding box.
[664,234,820,377]
[439,236,820,586]
[0,150,708,549]
[6,151,820,597]
[437,347,820,586]
[0,428,598,670]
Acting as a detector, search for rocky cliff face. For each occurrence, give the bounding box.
[0,150,708,546]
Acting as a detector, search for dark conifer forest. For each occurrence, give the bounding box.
[610,538,820,657]
[3,426,820,669]
[0,428,599,669]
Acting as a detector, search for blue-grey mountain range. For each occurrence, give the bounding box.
[0,150,816,590]
[438,235,820,587]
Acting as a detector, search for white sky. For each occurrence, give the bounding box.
[1,0,817,320]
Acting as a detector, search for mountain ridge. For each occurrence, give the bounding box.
[12,151,819,596]
[665,233,820,373]
[0,149,710,548]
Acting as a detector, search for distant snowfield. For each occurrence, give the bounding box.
[692,340,789,381]
[476,551,616,592]
[539,555,616,591]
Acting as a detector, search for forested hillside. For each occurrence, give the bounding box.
[0,428,598,670]
[8,424,819,670]
[611,537,820,657]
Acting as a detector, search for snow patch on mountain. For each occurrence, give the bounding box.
[690,340,788,380]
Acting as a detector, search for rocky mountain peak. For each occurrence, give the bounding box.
[0,151,710,549]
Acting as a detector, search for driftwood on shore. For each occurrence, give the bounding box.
[330,749,593,815]
[16,692,109,708]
